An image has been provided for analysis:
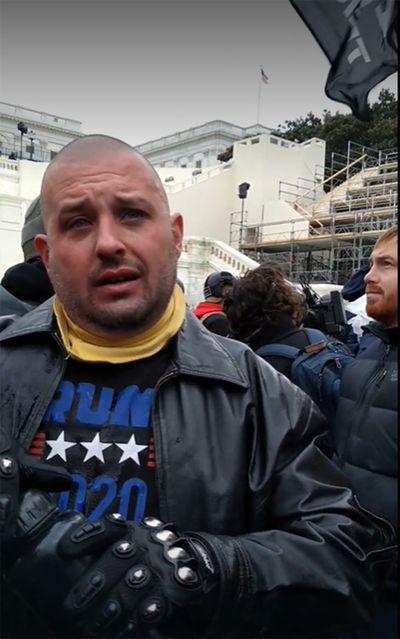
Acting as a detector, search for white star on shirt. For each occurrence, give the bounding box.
[46,431,76,462]
[116,434,147,465]
[81,433,112,463]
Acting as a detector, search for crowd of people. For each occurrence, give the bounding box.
[0,134,397,639]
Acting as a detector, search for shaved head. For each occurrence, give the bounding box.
[34,132,183,338]
[41,134,169,226]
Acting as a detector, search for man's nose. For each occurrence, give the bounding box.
[364,266,376,285]
[95,216,126,258]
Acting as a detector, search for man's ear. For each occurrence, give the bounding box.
[170,213,183,257]
[34,234,50,269]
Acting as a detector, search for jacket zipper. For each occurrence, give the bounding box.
[150,368,179,521]
[51,330,71,360]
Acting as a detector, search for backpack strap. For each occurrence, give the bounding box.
[255,328,331,361]
[303,327,328,344]
[255,343,301,360]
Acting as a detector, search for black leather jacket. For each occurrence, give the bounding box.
[0,300,395,638]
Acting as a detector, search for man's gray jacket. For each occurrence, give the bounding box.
[0,299,395,638]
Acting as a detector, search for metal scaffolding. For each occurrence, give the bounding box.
[232,142,398,284]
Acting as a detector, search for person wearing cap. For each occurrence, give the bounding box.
[0,196,54,318]
[193,270,236,335]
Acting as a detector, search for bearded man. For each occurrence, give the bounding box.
[332,225,398,639]
[0,136,395,639]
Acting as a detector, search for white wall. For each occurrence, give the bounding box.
[0,134,325,277]
[163,133,323,244]
[0,160,47,274]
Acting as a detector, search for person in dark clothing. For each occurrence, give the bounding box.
[0,136,395,639]
[341,266,369,302]
[340,266,371,351]
[193,270,236,336]
[0,196,54,317]
[332,226,398,639]
[224,264,320,380]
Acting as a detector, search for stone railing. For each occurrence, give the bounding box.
[0,158,19,172]
[178,236,259,307]
[0,101,81,133]
[163,163,232,193]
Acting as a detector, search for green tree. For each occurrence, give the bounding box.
[217,89,397,166]
[274,111,323,144]
[273,89,397,172]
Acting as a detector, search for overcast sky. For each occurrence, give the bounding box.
[0,0,397,146]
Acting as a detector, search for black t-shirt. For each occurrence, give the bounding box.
[30,348,171,522]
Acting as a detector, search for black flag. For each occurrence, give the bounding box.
[290,0,398,120]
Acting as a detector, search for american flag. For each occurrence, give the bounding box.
[260,66,269,84]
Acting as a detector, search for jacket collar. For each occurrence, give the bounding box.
[0,300,248,388]
[173,312,248,387]
[0,296,55,340]
[363,321,398,345]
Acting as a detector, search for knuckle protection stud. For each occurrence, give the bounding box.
[140,598,165,623]
[126,565,151,588]
[167,546,190,561]
[113,540,136,557]
[108,513,124,521]
[155,529,177,543]
[176,566,199,586]
[103,600,121,621]
[0,455,16,477]
[143,516,163,528]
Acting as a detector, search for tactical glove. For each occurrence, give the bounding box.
[4,489,131,634]
[0,428,72,546]
[57,515,228,637]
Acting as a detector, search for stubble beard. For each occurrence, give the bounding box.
[366,297,397,327]
[49,249,178,337]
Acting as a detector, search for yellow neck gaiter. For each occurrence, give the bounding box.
[53,285,186,363]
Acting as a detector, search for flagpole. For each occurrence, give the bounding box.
[256,70,262,124]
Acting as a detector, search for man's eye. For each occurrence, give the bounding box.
[123,209,146,220]
[67,218,90,229]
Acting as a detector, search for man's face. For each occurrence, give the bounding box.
[35,150,183,338]
[364,236,398,327]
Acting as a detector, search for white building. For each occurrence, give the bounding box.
[0,102,83,163]
[0,130,325,305]
[162,132,325,246]
[135,120,271,169]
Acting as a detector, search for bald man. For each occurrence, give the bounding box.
[0,135,394,639]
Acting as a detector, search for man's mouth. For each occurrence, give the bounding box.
[95,268,140,287]
[366,289,381,296]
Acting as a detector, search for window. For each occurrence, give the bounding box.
[245,226,260,243]
[195,160,202,168]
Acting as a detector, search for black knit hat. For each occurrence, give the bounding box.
[341,267,369,301]
[21,196,45,262]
